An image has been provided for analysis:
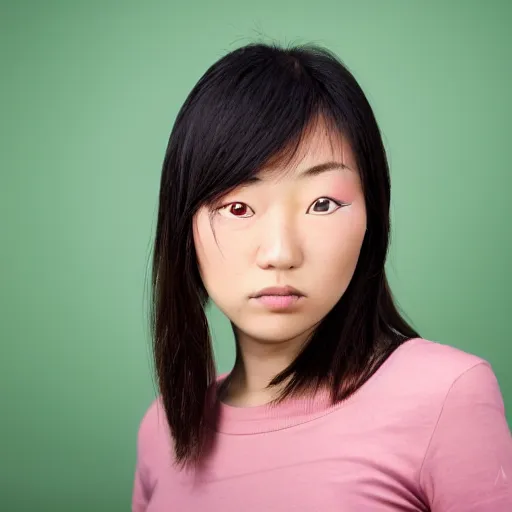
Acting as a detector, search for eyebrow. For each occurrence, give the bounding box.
[245,161,353,184]
[299,161,352,177]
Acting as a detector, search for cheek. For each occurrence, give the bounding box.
[193,214,219,282]
[305,210,366,279]
[193,214,251,286]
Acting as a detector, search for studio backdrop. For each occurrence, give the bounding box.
[2,1,511,510]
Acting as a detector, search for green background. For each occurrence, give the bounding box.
[2,1,511,510]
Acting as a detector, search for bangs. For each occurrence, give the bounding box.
[175,44,351,211]
[255,111,350,181]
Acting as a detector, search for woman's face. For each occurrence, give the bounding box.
[193,123,367,345]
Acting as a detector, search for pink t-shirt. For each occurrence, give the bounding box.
[132,338,512,511]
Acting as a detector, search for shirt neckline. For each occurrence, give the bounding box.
[208,337,422,435]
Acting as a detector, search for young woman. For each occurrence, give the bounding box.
[132,43,512,511]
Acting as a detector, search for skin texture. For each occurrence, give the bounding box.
[193,120,367,405]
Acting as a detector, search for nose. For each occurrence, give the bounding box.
[255,211,303,270]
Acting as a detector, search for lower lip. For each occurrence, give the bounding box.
[252,295,302,310]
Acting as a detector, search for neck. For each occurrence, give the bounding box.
[222,327,315,407]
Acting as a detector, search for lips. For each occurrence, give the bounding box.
[251,286,305,298]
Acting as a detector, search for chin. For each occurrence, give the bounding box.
[237,318,319,344]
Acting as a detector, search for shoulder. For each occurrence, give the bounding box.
[400,337,506,415]
[389,337,493,396]
[408,340,512,508]
[137,396,171,441]
[371,337,505,424]
[136,397,173,468]
[396,336,488,370]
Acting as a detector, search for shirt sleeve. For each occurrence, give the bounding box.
[132,418,151,512]
[419,361,512,511]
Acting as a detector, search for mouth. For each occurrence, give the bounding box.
[250,286,305,310]
[251,286,305,298]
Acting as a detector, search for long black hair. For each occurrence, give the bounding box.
[151,42,419,467]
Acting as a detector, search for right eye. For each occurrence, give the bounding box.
[217,202,254,218]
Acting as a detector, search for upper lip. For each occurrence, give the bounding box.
[251,286,305,298]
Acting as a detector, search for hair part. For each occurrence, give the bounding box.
[151,41,419,467]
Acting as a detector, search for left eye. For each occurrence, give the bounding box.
[306,197,342,215]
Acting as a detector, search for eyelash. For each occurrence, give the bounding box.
[308,197,343,215]
[216,197,346,218]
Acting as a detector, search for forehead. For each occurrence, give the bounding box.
[258,118,357,179]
